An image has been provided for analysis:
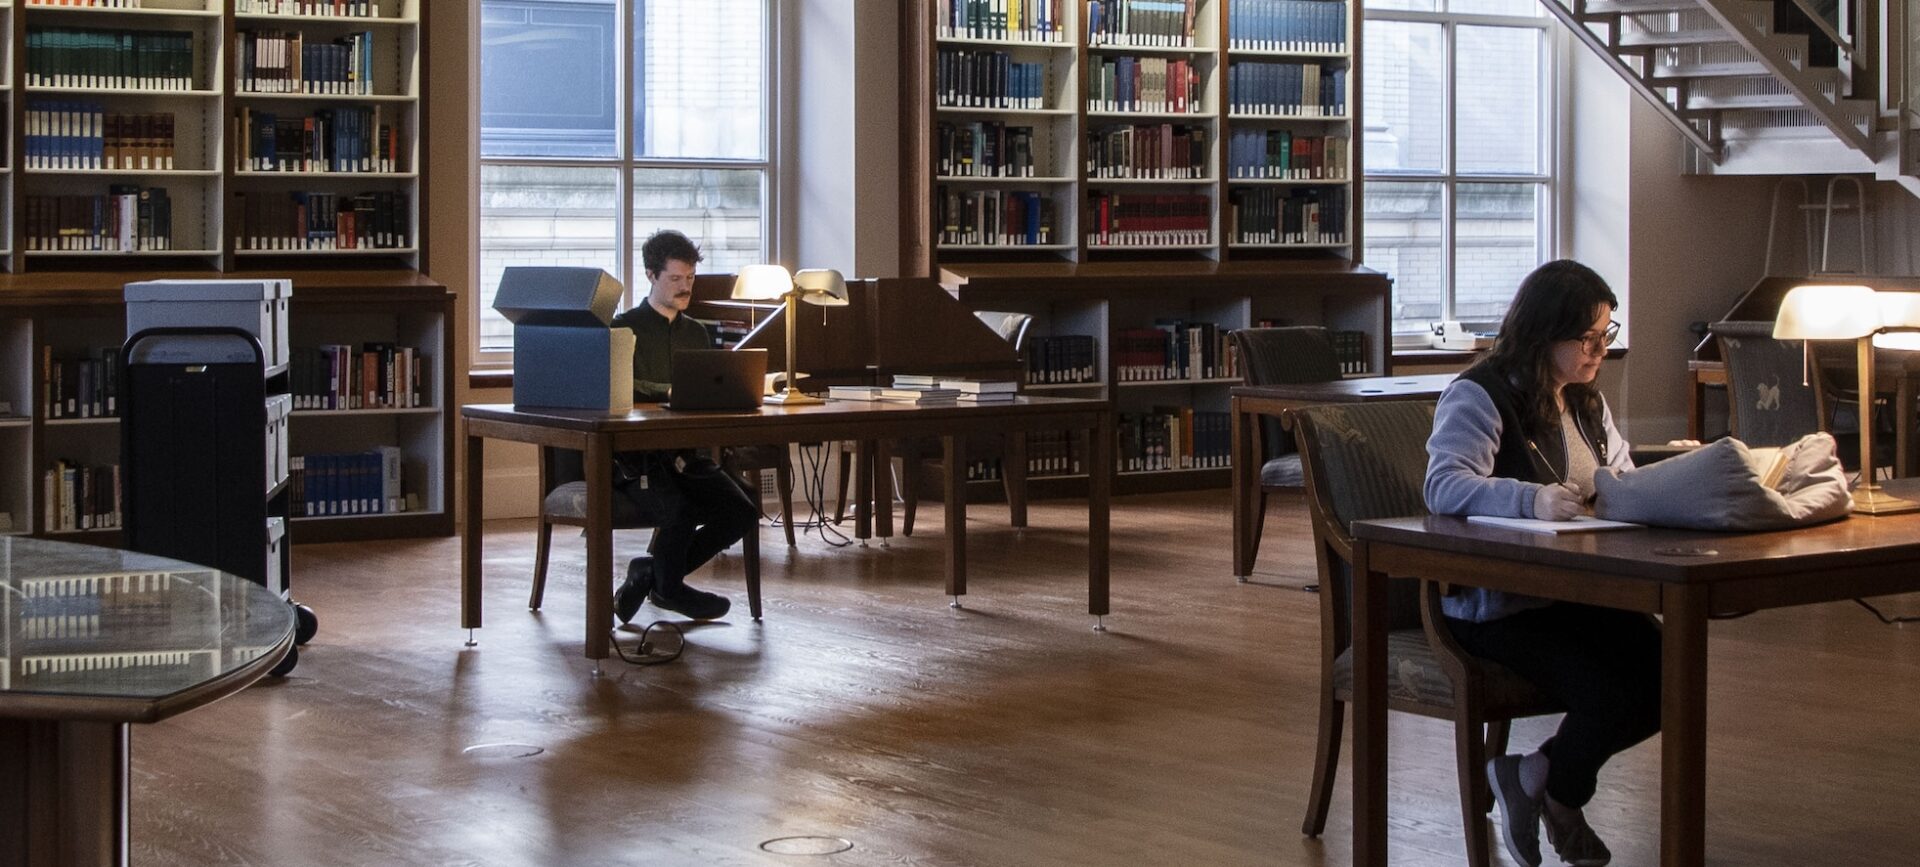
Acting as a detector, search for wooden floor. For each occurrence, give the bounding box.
[134,491,1920,866]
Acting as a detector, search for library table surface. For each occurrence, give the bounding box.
[0,537,294,867]
[1229,372,1457,578]
[461,397,1115,661]
[1346,481,1920,867]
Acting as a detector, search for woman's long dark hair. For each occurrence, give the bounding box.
[1467,259,1619,440]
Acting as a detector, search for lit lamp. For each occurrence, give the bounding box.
[1774,283,1919,514]
[729,265,849,405]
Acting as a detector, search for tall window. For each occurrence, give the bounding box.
[1361,0,1556,337]
[477,0,773,360]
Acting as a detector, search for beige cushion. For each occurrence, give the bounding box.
[1260,454,1305,488]
[1595,433,1851,531]
[544,481,648,526]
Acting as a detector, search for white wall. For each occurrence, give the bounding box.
[789,0,902,278]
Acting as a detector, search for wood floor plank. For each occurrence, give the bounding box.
[128,492,1920,865]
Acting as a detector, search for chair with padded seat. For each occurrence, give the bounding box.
[835,310,1036,535]
[1713,319,1888,472]
[721,444,798,547]
[528,446,763,620]
[1231,326,1343,572]
[1286,400,1562,867]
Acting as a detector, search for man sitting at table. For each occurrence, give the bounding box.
[605,229,758,623]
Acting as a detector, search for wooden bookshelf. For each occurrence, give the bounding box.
[903,1,1381,495]
[0,270,452,543]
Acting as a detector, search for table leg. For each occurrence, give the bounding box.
[1662,584,1710,867]
[1231,397,1256,580]
[1898,375,1914,478]
[1351,540,1389,867]
[0,718,128,867]
[584,436,613,661]
[1689,376,1707,443]
[854,440,874,542]
[1005,431,1029,529]
[462,432,484,634]
[944,433,967,601]
[1088,414,1111,624]
[875,439,894,539]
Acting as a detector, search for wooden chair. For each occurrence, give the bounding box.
[835,311,1036,535]
[528,446,763,620]
[1232,326,1343,569]
[1286,401,1561,867]
[1713,319,1887,472]
[721,444,798,547]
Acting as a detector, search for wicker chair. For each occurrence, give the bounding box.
[1286,401,1561,867]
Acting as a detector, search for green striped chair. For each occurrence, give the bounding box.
[1286,400,1560,867]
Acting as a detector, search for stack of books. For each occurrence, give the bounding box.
[938,378,1019,402]
[826,383,961,404]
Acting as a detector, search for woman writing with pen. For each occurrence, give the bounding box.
[1423,259,1656,867]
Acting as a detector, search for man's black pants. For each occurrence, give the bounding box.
[620,454,759,591]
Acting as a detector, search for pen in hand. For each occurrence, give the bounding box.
[1527,439,1589,519]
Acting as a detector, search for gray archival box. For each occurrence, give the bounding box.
[492,267,635,412]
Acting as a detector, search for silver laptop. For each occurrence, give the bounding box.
[667,349,768,411]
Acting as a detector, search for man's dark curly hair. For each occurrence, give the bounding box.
[641,229,703,277]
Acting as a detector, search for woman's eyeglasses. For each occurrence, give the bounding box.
[1575,322,1622,355]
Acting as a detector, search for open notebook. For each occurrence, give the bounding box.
[1466,515,1642,535]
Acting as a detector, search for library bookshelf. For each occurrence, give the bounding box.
[906,0,1388,495]
[0,1,445,544]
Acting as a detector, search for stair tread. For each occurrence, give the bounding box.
[1654,61,1771,78]
[1583,0,1699,12]
[1619,29,1737,47]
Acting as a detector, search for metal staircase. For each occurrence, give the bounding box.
[1541,0,1920,193]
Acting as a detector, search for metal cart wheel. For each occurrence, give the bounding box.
[270,645,299,677]
[294,604,318,646]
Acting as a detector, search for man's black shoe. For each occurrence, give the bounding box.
[648,583,731,620]
[615,557,654,625]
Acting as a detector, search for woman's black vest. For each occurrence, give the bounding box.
[1458,366,1607,485]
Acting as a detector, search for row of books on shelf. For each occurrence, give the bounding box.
[43,460,119,533]
[26,188,175,252]
[936,121,1041,178]
[1229,62,1347,116]
[290,343,427,410]
[1088,56,1201,114]
[237,1,385,17]
[1086,192,1209,246]
[1330,328,1368,373]
[1226,0,1348,53]
[936,50,1049,110]
[26,28,197,92]
[960,430,1085,481]
[25,105,177,171]
[289,447,406,517]
[27,1,148,9]
[1227,185,1347,245]
[234,190,411,250]
[1227,130,1346,179]
[937,0,1069,42]
[1088,0,1197,47]
[1120,409,1233,472]
[42,347,121,419]
[1028,334,1100,384]
[1115,322,1239,381]
[237,106,404,174]
[938,188,1055,246]
[1088,123,1208,179]
[237,29,380,95]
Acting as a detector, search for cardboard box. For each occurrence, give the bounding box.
[125,278,292,368]
[492,267,635,412]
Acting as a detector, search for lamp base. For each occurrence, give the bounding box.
[764,389,823,406]
[1851,484,1920,516]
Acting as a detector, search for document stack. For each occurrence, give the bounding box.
[938,378,1020,402]
[883,374,961,404]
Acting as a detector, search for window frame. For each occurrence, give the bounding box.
[1360,3,1564,341]
[472,0,782,368]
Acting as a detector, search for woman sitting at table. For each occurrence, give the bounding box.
[1423,259,1657,867]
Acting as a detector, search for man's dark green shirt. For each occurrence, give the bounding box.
[610,301,710,402]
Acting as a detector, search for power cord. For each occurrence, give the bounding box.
[608,620,685,665]
[1855,598,1920,626]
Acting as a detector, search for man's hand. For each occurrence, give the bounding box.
[1533,482,1583,521]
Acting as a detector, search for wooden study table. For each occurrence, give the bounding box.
[1345,483,1920,866]
[1230,373,1457,578]
[462,397,1115,661]
[0,537,294,867]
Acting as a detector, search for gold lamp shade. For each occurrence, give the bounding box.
[793,269,849,306]
[730,264,793,301]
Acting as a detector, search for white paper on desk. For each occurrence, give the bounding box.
[1467,515,1642,535]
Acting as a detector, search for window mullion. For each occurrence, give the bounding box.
[1443,19,1458,324]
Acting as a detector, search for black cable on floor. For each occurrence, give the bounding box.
[608,620,685,665]
[1856,598,1920,625]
